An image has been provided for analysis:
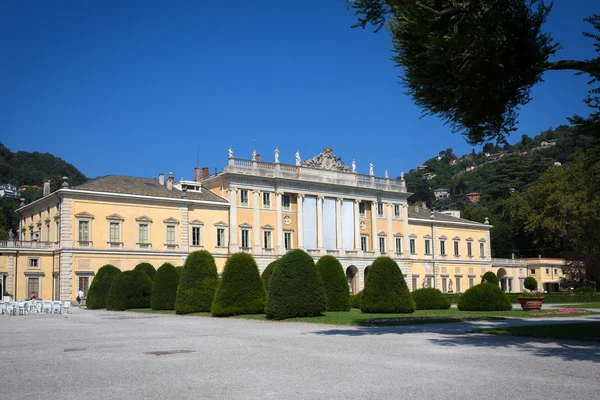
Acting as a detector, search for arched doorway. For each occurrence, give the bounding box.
[497,268,510,292]
[346,266,358,295]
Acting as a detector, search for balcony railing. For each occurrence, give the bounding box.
[491,258,527,267]
[0,240,58,249]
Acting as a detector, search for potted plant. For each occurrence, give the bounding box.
[518,277,544,311]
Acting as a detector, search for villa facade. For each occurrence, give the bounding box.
[0,148,563,300]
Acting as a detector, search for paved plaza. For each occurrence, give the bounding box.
[1,310,599,399]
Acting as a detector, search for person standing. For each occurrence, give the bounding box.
[76,289,85,308]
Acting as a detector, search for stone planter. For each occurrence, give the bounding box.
[518,297,544,311]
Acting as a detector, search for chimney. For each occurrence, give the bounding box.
[194,167,200,182]
[202,167,209,179]
[159,173,164,185]
[43,180,51,196]
[167,172,174,190]
[255,154,261,162]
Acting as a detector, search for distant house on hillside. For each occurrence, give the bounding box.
[541,140,557,147]
[434,188,449,199]
[417,164,427,170]
[440,210,461,219]
[18,185,40,192]
[423,172,437,180]
[0,184,20,200]
[466,192,481,203]
[449,159,457,165]
[465,165,476,172]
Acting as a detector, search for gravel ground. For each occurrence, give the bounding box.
[1,310,599,400]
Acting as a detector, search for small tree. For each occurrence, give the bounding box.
[211,253,266,317]
[457,283,512,311]
[175,250,219,314]
[524,276,538,291]
[151,263,179,310]
[316,255,351,311]
[412,288,451,310]
[481,271,499,285]
[261,260,278,292]
[133,262,156,280]
[361,257,415,313]
[106,270,153,311]
[86,264,121,309]
[265,249,326,320]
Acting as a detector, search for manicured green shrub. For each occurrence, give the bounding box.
[106,270,153,311]
[86,264,121,309]
[412,288,451,310]
[361,257,415,314]
[481,271,499,285]
[524,276,538,291]
[574,286,595,293]
[211,253,266,317]
[351,291,363,308]
[175,250,219,314]
[261,261,278,292]
[265,249,326,320]
[151,263,179,310]
[316,255,351,311]
[457,283,512,311]
[133,262,156,280]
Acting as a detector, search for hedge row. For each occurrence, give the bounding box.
[446,292,600,304]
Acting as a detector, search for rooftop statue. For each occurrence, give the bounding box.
[301,147,350,172]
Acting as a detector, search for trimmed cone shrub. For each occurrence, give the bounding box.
[265,249,326,320]
[134,262,156,280]
[86,264,121,309]
[524,276,538,291]
[412,288,451,310]
[361,257,415,313]
[151,263,179,310]
[106,270,153,311]
[457,283,512,311]
[316,255,351,311]
[175,250,219,314]
[261,261,278,292]
[351,290,363,309]
[575,286,595,293]
[481,271,499,285]
[211,253,266,317]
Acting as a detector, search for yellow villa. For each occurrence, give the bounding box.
[0,147,563,300]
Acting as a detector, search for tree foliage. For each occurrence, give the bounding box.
[524,276,538,291]
[86,264,121,309]
[261,260,278,292]
[457,283,512,311]
[133,262,156,280]
[316,255,351,311]
[106,270,153,311]
[361,256,415,313]
[481,271,499,285]
[412,288,451,310]
[175,250,219,314]
[151,263,179,310]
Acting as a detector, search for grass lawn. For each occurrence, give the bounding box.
[124,307,596,326]
[552,302,600,309]
[476,322,600,341]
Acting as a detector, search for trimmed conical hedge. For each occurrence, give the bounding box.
[86,264,121,309]
[457,283,512,311]
[175,250,219,314]
[481,271,499,285]
[261,260,278,292]
[412,288,451,310]
[316,255,351,311]
[361,257,415,313]
[106,270,153,311]
[134,262,156,280]
[151,262,179,310]
[211,253,266,317]
[265,249,326,320]
[351,290,363,309]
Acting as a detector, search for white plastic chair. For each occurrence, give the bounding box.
[42,301,53,314]
[62,301,71,315]
[16,302,27,316]
[52,301,61,315]
[35,301,43,313]
[0,303,7,315]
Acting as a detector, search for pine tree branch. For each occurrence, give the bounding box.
[544,60,600,79]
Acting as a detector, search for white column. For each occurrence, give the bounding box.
[317,196,324,252]
[371,201,378,253]
[297,193,304,249]
[354,200,361,251]
[253,190,261,254]
[336,198,343,251]
[276,192,284,255]
[228,187,238,252]
[386,203,393,256]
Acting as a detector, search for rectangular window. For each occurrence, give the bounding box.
[263,192,271,208]
[424,239,431,255]
[284,231,292,250]
[454,241,460,256]
[360,236,368,251]
[440,240,446,256]
[554,268,559,275]
[412,277,418,291]
[45,224,50,242]
[78,221,89,243]
[139,224,149,245]
[442,277,447,293]
[469,277,474,288]
[530,268,536,275]
[166,225,176,245]
[410,238,416,254]
[377,203,384,217]
[53,273,60,300]
[27,277,40,299]
[55,221,60,242]
[395,238,402,254]
[192,226,201,246]
[467,242,472,257]
[394,204,400,218]
[359,202,366,217]
[282,195,291,210]
[426,276,433,289]
[379,237,386,254]
[456,277,462,293]
[29,258,39,269]
[216,228,225,247]
[241,229,250,249]
[79,276,90,297]
[480,242,485,257]
[240,190,249,206]
[263,231,272,249]
[109,222,120,244]
[545,268,550,275]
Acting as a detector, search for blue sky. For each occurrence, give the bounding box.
[1,1,598,181]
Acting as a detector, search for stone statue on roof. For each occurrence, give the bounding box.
[252,149,256,161]
[274,147,280,163]
[295,151,301,166]
[385,169,389,179]
[228,146,233,159]
[352,159,356,173]
[369,162,374,176]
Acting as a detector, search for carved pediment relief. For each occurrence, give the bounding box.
[214,221,228,227]
[189,219,204,225]
[75,211,94,220]
[301,147,350,172]
[239,222,252,228]
[106,213,125,221]
[262,224,275,230]
[135,215,153,223]
[163,217,180,224]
